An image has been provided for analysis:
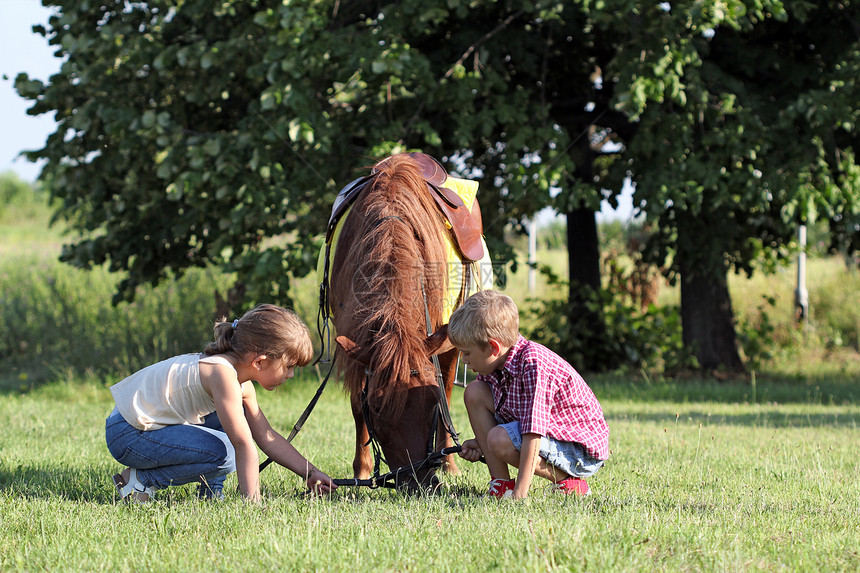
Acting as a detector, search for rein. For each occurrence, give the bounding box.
[259,163,466,488]
[258,348,339,472]
[331,446,463,489]
[259,265,464,490]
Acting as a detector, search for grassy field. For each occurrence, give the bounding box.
[2,374,858,571]
[2,193,859,571]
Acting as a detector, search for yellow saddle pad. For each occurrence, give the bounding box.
[317,175,493,322]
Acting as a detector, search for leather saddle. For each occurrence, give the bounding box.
[325,152,485,262]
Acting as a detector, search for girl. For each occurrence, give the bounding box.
[105,304,337,502]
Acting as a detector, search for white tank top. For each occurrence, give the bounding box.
[110,353,233,430]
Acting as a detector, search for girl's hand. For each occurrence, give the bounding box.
[305,469,337,495]
[458,438,483,462]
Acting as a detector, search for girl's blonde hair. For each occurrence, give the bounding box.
[204,304,314,366]
[448,290,519,348]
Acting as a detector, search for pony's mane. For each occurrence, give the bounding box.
[334,154,449,416]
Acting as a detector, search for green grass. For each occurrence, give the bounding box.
[1,373,858,571]
[0,257,232,388]
[655,258,860,356]
[3,194,859,571]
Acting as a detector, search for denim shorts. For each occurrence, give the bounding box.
[499,421,604,478]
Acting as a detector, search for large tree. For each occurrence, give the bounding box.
[613,1,860,370]
[17,0,625,368]
[16,0,581,304]
[17,0,859,371]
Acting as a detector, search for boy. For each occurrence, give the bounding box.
[448,290,609,499]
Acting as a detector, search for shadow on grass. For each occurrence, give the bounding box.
[607,409,859,428]
[0,462,221,505]
[591,373,858,406]
[0,461,483,505]
[0,463,118,504]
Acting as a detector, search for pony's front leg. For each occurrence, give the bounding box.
[351,394,373,479]
[437,422,460,475]
[438,348,461,475]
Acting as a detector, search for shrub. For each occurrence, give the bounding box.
[0,256,231,388]
[0,172,47,220]
[735,294,779,370]
[812,267,860,350]
[523,263,696,375]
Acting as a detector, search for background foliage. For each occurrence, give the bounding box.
[12,0,860,374]
[3,176,858,389]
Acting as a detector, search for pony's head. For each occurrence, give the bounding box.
[329,153,455,490]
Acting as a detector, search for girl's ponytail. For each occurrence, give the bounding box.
[204,317,237,355]
[203,305,313,366]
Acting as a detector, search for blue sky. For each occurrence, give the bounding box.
[1,1,59,183]
[0,1,632,221]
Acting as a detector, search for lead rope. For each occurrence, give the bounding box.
[259,349,339,472]
[420,275,461,448]
[315,242,333,365]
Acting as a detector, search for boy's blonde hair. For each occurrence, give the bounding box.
[204,304,314,367]
[448,290,519,348]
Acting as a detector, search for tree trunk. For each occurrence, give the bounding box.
[214,280,246,322]
[679,263,745,373]
[566,206,610,371]
[562,130,611,371]
[567,206,602,294]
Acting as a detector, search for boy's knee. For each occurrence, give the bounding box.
[463,380,492,409]
[487,425,514,456]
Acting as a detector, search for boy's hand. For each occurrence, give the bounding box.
[458,439,483,462]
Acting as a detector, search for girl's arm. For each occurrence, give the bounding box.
[242,386,337,494]
[203,366,261,500]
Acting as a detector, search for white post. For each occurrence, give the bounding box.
[795,224,809,322]
[528,218,537,293]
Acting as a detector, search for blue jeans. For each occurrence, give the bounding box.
[105,408,236,498]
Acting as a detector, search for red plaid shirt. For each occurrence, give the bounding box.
[476,335,610,460]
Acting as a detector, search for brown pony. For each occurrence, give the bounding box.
[329,153,461,489]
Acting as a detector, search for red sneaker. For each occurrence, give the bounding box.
[486,478,515,499]
[553,476,590,496]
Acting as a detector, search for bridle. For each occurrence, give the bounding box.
[259,256,464,490]
[334,273,462,489]
[341,358,461,489]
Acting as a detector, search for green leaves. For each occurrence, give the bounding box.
[15,0,859,318]
[13,74,44,98]
[622,1,860,280]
